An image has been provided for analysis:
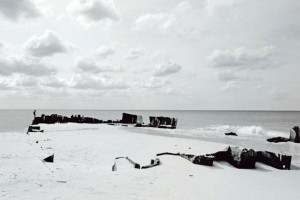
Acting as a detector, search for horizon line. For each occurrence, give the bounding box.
[0,109,300,112]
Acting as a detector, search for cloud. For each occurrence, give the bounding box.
[134,1,204,38]
[0,56,56,76]
[154,62,182,76]
[269,88,288,101]
[15,77,38,88]
[221,81,240,91]
[151,51,170,62]
[218,72,237,81]
[0,0,41,21]
[40,76,68,89]
[208,46,275,70]
[141,77,171,89]
[218,71,263,82]
[95,44,115,59]
[67,0,120,25]
[70,74,129,90]
[254,85,263,90]
[23,30,74,57]
[135,13,169,34]
[76,58,116,73]
[0,75,40,91]
[0,80,13,90]
[125,48,145,60]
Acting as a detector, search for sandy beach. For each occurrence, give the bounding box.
[1,123,300,200]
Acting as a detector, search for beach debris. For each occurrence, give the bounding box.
[290,126,300,143]
[206,146,257,169]
[141,158,160,169]
[135,123,143,127]
[157,146,292,170]
[112,157,160,171]
[149,116,178,129]
[31,112,178,131]
[57,181,67,183]
[27,125,44,134]
[43,154,54,163]
[225,132,238,136]
[256,151,291,170]
[267,137,290,143]
[157,152,214,166]
[121,113,143,124]
[112,157,140,171]
[32,114,104,125]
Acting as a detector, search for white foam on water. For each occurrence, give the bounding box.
[174,125,290,140]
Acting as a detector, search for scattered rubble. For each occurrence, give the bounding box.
[43,154,54,163]
[225,132,238,136]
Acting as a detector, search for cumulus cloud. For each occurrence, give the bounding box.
[0,0,41,21]
[134,1,204,38]
[151,51,170,62]
[15,77,39,88]
[218,71,263,82]
[221,81,240,91]
[0,80,13,90]
[125,48,145,60]
[67,0,120,25]
[0,76,40,91]
[141,77,171,89]
[135,13,169,34]
[0,56,56,76]
[70,74,129,90]
[40,76,68,89]
[76,58,116,73]
[154,62,182,76]
[208,46,275,70]
[23,30,74,57]
[95,44,115,59]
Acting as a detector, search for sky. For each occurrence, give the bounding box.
[0,0,299,110]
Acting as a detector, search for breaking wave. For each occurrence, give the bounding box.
[175,125,289,139]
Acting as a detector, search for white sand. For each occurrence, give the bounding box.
[1,123,300,200]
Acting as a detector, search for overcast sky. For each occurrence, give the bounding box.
[0,0,299,110]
